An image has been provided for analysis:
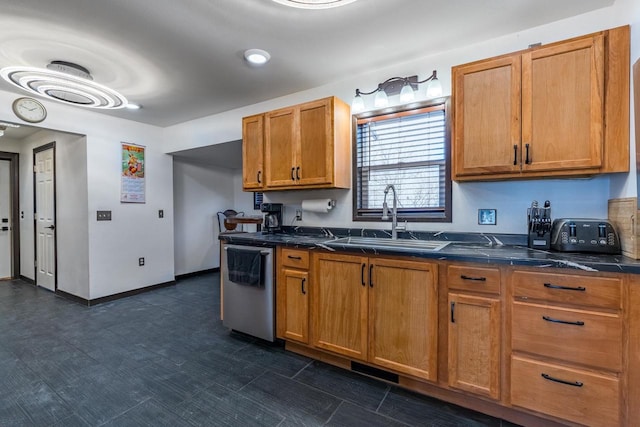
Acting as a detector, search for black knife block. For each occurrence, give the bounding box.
[527,205,551,250]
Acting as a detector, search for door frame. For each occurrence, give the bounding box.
[33,142,57,289]
[0,151,20,279]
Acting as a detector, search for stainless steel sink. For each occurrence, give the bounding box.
[330,237,451,251]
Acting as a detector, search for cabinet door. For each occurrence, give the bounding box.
[279,268,309,344]
[453,55,521,178]
[265,107,297,187]
[369,258,438,381]
[312,253,368,360]
[242,114,264,190]
[522,35,604,172]
[298,98,332,186]
[448,293,500,400]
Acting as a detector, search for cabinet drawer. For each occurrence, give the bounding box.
[448,265,500,294]
[511,356,620,426]
[512,302,622,371]
[512,270,621,310]
[281,248,309,269]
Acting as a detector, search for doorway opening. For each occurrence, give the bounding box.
[0,151,19,280]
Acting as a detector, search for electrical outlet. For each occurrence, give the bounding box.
[295,209,302,221]
[158,209,164,218]
[138,257,145,266]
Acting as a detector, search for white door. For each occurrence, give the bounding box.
[0,160,11,279]
[35,147,55,291]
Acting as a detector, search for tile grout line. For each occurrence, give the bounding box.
[375,385,391,413]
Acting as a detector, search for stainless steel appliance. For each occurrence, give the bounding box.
[550,218,621,254]
[261,203,283,233]
[527,200,552,249]
[221,243,275,341]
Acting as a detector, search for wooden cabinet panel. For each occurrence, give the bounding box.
[452,26,629,181]
[280,269,309,343]
[511,355,620,426]
[447,264,501,295]
[511,270,621,310]
[265,107,297,187]
[242,114,264,190]
[369,258,438,381]
[312,253,369,360]
[512,301,622,371]
[298,99,332,186]
[521,35,604,172]
[448,293,500,400]
[453,55,521,177]
[281,248,310,269]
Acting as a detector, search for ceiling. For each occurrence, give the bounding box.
[0,0,615,128]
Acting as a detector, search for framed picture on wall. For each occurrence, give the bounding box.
[121,142,146,203]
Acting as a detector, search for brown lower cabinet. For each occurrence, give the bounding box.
[275,248,639,426]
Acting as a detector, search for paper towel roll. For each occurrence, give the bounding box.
[301,199,334,213]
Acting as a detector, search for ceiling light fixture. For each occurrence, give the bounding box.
[244,49,271,66]
[351,70,443,113]
[0,61,128,109]
[125,103,141,110]
[272,0,358,9]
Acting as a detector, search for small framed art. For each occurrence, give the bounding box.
[478,209,497,225]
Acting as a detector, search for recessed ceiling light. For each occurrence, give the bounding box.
[244,49,271,66]
[125,103,141,110]
[271,0,358,9]
[0,61,128,109]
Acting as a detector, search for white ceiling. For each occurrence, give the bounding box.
[0,0,615,128]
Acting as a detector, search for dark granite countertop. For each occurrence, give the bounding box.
[219,226,640,274]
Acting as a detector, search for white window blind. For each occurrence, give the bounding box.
[354,102,450,221]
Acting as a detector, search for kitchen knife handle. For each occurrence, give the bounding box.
[361,263,366,286]
[291,167,295,181]
[296,166,300,180]
[301,278,306,295]
[544,283,586,292]
[542,315,584,326]
[513,144,518,165]
[525,143,531,164]
[541,373,583,387]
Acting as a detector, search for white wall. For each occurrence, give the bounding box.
[173,160,235,274]
[165,0,639,236]
[0,89,174,300]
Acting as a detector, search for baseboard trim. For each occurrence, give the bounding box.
[175,267,219,281]
[19,275,35,285]
[56,280,177,307]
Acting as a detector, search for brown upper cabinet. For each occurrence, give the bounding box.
[242,96,351,191]
[452,26,630,181]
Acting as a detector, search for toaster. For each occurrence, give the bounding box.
[550,218,621,254]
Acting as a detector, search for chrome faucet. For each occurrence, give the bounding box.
[382,184,404,239]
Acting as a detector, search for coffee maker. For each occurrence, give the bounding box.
[261,203,283,233]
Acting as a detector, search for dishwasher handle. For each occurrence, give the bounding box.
[224,247,271,256]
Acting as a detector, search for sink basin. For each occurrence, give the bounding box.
[331,237,451,251]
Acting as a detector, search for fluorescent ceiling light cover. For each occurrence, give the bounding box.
[272,0,358,9]
[0,66,128,109]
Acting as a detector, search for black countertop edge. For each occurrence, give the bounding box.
[218,231,640,275]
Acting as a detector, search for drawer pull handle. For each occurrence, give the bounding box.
[301,278,306,295]
[451,302,455,323]
[461,275,486,282]
[287,255,302,260]
[542,315,584,326]
[543,283,586,292]
[541,373,583,387]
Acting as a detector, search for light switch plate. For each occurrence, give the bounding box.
[97,210,112,221]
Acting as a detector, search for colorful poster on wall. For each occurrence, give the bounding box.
[121,143,145,203]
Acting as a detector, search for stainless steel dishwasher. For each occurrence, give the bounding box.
[221,243,275,341]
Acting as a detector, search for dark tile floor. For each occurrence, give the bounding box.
[0,273,520,426]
